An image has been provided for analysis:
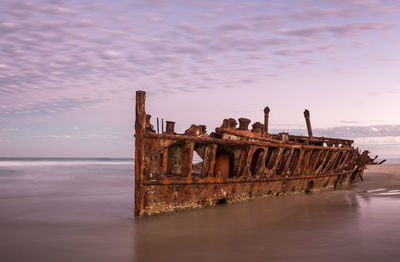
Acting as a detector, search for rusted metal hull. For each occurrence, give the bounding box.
[134,91,372,217]
[140,173,360,216]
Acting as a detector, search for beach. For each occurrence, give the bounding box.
[0,160,399,262]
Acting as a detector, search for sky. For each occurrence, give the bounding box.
[0,0,399,158]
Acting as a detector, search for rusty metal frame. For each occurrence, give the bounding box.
[134,90,374,217]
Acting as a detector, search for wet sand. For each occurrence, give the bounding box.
[0,163,400,262]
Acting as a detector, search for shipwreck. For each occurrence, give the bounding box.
[134,90,375,217]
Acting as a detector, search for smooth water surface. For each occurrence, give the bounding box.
[0,159,399,262]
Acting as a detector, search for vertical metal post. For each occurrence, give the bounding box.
[304,109,313,139]
[157,117,159,133]
[264,106,270,133]
[162,118,164,133]
[135,91,146,217]
[166,121,175,133]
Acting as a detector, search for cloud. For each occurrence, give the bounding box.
[174,46,204,55]
[0,21,18,35]
[373,57,399,62]
[144,13,163,23]
[367,88,400,95]
[353,41,368,48]
[246,14,283,28]
[41,6,76,15]
[273,49,313,56]
[331,0,381,8]
[340,120,359,124]
[146,0,168,7]
[0,0,398,125]
[315,44,339,52]
[271,125,400,139]
[196,13,216,20]
[261,38,289,46]
[178,23,203,34]
[0,0,396,104]
[355,136,400,146]
[278,22,392,38]
[36,135,72,139]
[0,128,19,133]
[292,1,400,19]
[100,50,120,60]
[300,59,318,65]
[0,1,143,98]
[9,1,37,10]
[0,97,109,119]
[291,6,349,19]
[217,22,248,32]
[315,125,400,138]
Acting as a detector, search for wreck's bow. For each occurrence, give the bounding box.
[134,90,373,217]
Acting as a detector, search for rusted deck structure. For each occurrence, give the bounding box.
[135,90,373,217]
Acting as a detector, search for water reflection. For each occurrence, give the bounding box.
[134,191,365,262]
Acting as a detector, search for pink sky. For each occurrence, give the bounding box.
[0,0,399,158]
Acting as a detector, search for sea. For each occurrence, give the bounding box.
[0,158,400,262]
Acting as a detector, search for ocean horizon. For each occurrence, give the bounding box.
[0,157,134,167]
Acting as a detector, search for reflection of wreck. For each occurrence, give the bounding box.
[135,91,376,217]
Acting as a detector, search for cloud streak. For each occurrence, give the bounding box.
[277,22,392,38]
[0,97,109,119]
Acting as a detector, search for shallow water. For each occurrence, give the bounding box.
[0,160,400,262]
